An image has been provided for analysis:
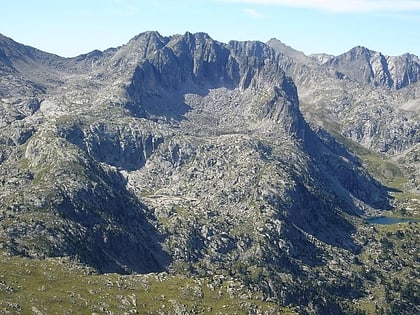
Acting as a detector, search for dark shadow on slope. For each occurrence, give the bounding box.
[58,121,164,172]
[259,186,328,266]
[56,160,171,274]
[0,52,17,72]
[314,126,403,194]
[125,56,238,122]
[135,91,192,122]
[284,120,395,253]
[280,112,394,253]
[302,120,394,213]
[286,180,361,254]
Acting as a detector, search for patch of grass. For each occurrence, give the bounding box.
[18,158,29,170]
[32,166,53,186]
[0,251,296,314]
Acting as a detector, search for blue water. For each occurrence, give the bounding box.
[367,217,420,225]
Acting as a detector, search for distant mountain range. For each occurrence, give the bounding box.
[0,31,419,314]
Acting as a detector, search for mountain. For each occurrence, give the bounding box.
[268,39,420,160]
[325,46,420,90]
[0,32,419,314]
[267,38,420,90]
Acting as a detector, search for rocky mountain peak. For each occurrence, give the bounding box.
[266,38,315,65]
[120,31,304,138]
[228,39,272,58]
[348,45,373,59]
[325,45,420,89]
[0,31,418,313]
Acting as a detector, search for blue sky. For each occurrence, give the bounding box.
[1,0,420,57]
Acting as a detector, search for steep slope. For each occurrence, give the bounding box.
[0,32,406,313]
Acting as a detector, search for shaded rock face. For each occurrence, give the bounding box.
[60,121,164,171]
[0,31,397,278]
[125,33,297,125]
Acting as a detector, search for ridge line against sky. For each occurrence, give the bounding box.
[1,0,419,57]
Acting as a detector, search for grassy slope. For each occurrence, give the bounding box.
[354,222,419,314]
[0,251,295,314]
